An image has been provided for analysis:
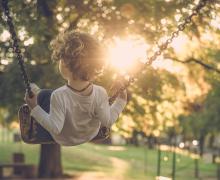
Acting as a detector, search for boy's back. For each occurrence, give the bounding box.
[31,84,126,145]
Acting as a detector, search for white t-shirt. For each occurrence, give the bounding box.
[31,84,126,146]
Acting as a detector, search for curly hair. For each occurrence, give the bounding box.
[50,31,106,81]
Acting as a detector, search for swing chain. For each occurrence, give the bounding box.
[1,0,33,97]
[109,0,208,104]
[146,0,208,66]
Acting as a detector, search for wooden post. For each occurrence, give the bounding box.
[13,152,25,175]
[194,158,199,178]
[217,149,220,180]
[144,145,148,174]
[194,149,199,178]
[157,143,161,177]
[0,167,3,178]
[171,136,176,180]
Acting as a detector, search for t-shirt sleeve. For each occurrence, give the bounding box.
[31,92,65,135]
[95,87,127,127]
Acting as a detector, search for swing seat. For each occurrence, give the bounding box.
[18,104,110,144]
[18,104,55,144]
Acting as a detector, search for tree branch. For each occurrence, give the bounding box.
[164,56,220,74]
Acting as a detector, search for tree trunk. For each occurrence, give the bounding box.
[148,135,156,149]
[38,144,63,178]
[131,130,140,146]
[208,134,214,149]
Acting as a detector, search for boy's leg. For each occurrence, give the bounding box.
[33,89,55,142]
[37,89,53,113]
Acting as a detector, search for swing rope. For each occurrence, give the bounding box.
[1,0,209,103]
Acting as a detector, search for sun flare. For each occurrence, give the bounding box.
[106,34,191,74]
[107,36,149,73]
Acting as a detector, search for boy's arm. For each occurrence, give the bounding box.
[96,88,127,127]
[30,93,65,135]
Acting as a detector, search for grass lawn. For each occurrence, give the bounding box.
[0,141,217,180]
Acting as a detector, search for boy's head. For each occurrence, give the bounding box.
[50,31,106,81]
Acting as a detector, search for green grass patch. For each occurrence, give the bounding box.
[0,142,217,180]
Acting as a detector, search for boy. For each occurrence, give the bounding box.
[25,31,127,146]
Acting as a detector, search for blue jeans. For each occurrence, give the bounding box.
[37,89,53,113]
[29,89,55,142]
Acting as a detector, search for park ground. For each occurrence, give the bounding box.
[0,141,218,180]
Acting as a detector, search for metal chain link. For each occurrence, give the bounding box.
[1,0,33,97]
[109,0,209,104]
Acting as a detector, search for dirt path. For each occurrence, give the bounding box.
[74,157,129,180]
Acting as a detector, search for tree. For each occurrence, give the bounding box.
[179,77,220,156]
